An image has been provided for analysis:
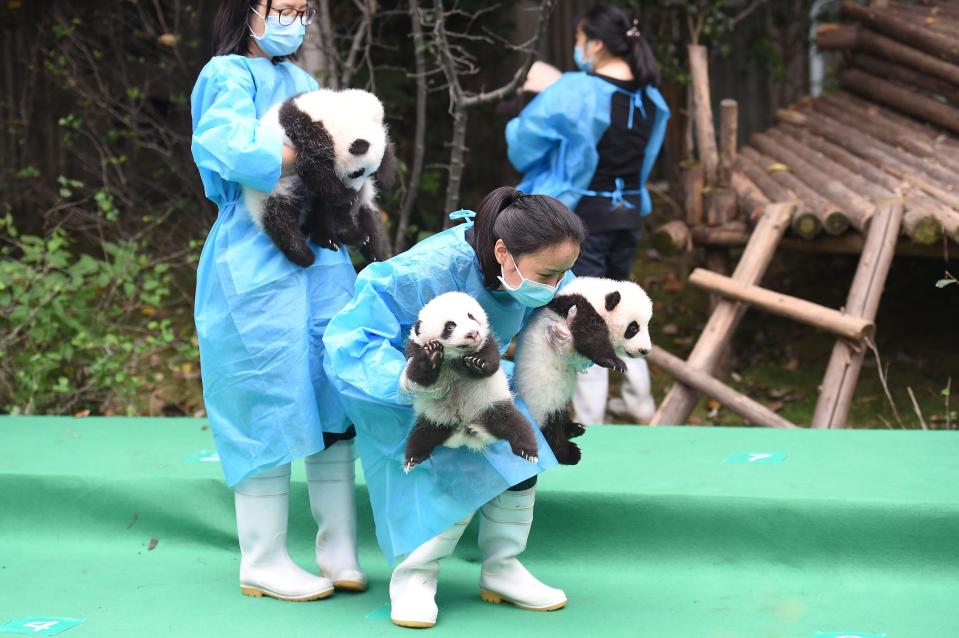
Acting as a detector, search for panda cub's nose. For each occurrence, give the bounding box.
[349,139,370,155]
[464,330,480,341]
[638,348,650,357]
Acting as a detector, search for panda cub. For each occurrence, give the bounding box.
[400,292,539,474]
[243,88,396,267]
[514,277,653,465]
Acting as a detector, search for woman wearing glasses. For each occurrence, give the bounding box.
[190,1,366,602]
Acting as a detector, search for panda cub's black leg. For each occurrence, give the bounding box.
[304,197,343,252]
[478,401,538,464]
[404,418,455,473]
[460,337,501,378]
[542,410,582,465]
[262,194,314,267]
[354,204,385,262]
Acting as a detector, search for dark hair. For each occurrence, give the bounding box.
[212,0,297,63]
[472,187,587,289]
[577,5,660,87]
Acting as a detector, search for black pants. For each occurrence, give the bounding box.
[322,424,356,448]
[572,228,642,279]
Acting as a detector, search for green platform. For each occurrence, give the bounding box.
[1,417,957,637]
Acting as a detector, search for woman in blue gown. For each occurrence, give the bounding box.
[190,0,365,602]
[506,5,670,427]
[323,187,585,627]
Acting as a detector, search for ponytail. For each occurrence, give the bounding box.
[471,186,586,289]
[577,5,660,87]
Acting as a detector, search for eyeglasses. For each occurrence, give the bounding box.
[257,4,317,26]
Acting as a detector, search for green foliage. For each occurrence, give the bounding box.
[0,214,198,416]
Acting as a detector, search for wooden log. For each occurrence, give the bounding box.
[815,23,861,50]
[887,5,959,41]
[653,220,691,255]
[651,202,795,427]
[840,68,959,135]
[762,128,876,229]
[841,1,959,64]
[855,27,959,86]
[811,199,904,429]
[740,147,825,239]
[691,225,954,257]
[902,207,942,245]
[776,121,903,194]
[647,347,797,428]
[831,90,959,156]
[688,268,875,341]
[688,44,719,185]
[719,99,738,186]
[747,137,855,234]
[774,124,893,203]
[704,187,736,226]
[818,93,959,182]
[730,171,769,220]
[801,109,959,211]
[682,161,705,226]
[850,52,959,106]
[774,108,808,126]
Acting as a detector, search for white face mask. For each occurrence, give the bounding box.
[249,7,306,57]
[497,252,560,308]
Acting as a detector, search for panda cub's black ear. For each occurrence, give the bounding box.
[605,291,621,311]
[374,140,397,191]
[414,320,422,337]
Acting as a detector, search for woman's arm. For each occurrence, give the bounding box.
[191,60,287,192]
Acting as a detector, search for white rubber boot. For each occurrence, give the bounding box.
[572,364,609,425]
[234,464,335,601]
[305,440,367,592]
[389,514,474,628]
[621,357,656,423]
[478,487,567,611]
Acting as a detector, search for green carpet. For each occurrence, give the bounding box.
[1,417,957,637]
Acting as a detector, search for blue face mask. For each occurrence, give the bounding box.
[250,8,306,57]
[498,252,560,308]
[573,45,593,73]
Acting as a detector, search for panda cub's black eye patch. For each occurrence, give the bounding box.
[442,321,456,339]
[625,321,640,339]
[348,168,365,179]
[349,139,370,155]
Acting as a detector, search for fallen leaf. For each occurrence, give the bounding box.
[766,400,785,413]
[730,372,743,383]
[73,409,90,418]
[148,537,158,551]
[769,387,789,399]
[785,357,800,371]
[662,323,680,335]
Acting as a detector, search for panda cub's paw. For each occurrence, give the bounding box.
[405,340,444,387]
[514,447,539,464]
[566,420,587,439]
[595,355,627,373]
[403,456,428,474]
[462,355,489,376]
[560,442,582,465]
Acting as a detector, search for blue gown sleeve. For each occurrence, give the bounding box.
[324,260,436,408]
[505,74,589,173]
[191,59,285,193]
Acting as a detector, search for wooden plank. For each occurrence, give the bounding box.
[689,44,719,184]
[719,99,738,186]
[683,162,705,226]
[651,202,795,426]
[648,347,797,428]
[688,268,875,341]
[811,199,905,428]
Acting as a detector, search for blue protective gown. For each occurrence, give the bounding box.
[323,221,572,564]
[190,55,356,488]
[506,72,670,213]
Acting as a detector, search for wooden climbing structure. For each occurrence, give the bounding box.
[649,0,957,428]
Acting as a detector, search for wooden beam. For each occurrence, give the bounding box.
[840,68,959,135]
[811,199,905,429]
[688,44,719,184]
[653,220,691,255]
[719,99,738,186]
[688,268,876,341]
[651,202,795,427]
[841,1,959,64]
[730,171,769,220]
[682,162,705,226]
[647,347,797,428]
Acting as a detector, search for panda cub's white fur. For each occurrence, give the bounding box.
[243,88,387,230]
[514,277,653,464]
[400,292,538,473]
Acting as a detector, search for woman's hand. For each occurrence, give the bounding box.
[281,144,297,177]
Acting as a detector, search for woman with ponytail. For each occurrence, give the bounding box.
[506,4,670,426]
[323,187,585,627]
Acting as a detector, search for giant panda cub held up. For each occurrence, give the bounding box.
[400,292,539,474]
[514,277,653,465]
[243,88,396,267]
